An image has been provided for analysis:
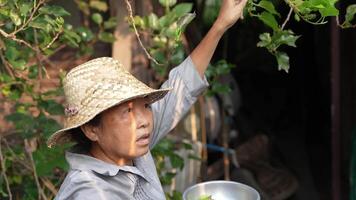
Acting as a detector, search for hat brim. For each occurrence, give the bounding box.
[46,88,170,148]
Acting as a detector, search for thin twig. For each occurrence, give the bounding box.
[0,50,16,78]
[124,0,162,65]
[0,137,13,200]
[10,0,45,36]
[25,139,48,200]
[281,7,293,30]
[44,29,63,50]
[33,29,45,81]
[0,29,37,51]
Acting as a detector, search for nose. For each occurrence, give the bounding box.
[135,108,150,129]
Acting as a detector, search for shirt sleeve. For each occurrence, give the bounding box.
[149,56,209,148]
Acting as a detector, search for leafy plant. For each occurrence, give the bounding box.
[0,0,116,199]
[130,0,194,81]
[245,0,356,72]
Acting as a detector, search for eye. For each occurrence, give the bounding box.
[145,103,152,109]
[123,107,132,113]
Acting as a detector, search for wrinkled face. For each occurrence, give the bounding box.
[82,97,153,165]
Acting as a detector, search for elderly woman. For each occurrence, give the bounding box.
[48,0,247,199]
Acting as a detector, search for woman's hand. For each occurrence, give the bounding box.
[190,0,248,77]
[215,0,248,31]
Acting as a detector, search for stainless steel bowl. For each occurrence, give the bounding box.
[183,180,260,200]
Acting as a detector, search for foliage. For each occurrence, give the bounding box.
[244,0,356,72]
[205,60,235,96]
[131,1,195,81]
[0,0,116,199]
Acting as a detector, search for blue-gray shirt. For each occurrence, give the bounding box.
[55,56,209,200]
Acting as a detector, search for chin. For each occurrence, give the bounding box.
[134,146,150,157]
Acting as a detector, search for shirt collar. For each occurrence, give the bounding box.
[65,145,147,180]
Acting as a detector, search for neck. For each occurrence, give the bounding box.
[89,143,133,166]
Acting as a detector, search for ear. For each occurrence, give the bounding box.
[80,124,100,142]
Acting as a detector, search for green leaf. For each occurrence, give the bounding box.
[76,27,94,42]
[19,3,32,16]
[345,4,356,24]
[5,113,36,138]
[38,99,64,115]
[33,144,68,176]
[294,13,300,21]
[188,154,202,161]
[62,29,81,47]
[159,0,177,7]
[169,153,184,169]
[37,114,62,139]
[176,13,195,39]
[158,13,175,28]
[9,59,26,70]
[4,46,20,61]
[91,13,103,25]
[319,6,339,17]
[133,15,145,28]
[147,13,159,30]
[258,11,279,31]
[98,32,116,43]
[160,172,176,185]
[275,51,290,73]
[28,65,38,79]
[273,30,300,47]
[256,0,280,17]
[89,0,108,12]
[172,3,193,17]
[104,17,117,29]
[75,0,90,15]
[257,32,272,47]
[9,11,21,26]
[39,5,70,17]
[29,17,48,31]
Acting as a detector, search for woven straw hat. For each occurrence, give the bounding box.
[47,57,170,148]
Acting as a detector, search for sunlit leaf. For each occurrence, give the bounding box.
[147,13,159,30]
[256,0,280,17]
[275,51,290,73]
[91,13,103,25]
[273,30,300,47]
[19,3,32,16]
[104,17,117,29]
[258,11,279,31]
[39,5,70,17]
[345,4,356,26]
[159,0,177,7]
[9,11,21,26]
[172,3,193,17]
[76,27,94,42]
[89,0,108,12]
[257,32,272,47]
[98,32,116,43]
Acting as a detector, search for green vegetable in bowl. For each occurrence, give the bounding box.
[198,195,214,200]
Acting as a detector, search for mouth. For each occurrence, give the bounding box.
[136,133,150,146]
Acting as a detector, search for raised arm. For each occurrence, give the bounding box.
[190,0,248,77]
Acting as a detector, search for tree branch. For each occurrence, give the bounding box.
[44,29,63,50]
[281,7,293,30]
[124,0,162,65]
[0,50,16,78]
[25,139,48,200]
[0,137,13,200]
[10,0,45,36]
[0,29,37,51]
